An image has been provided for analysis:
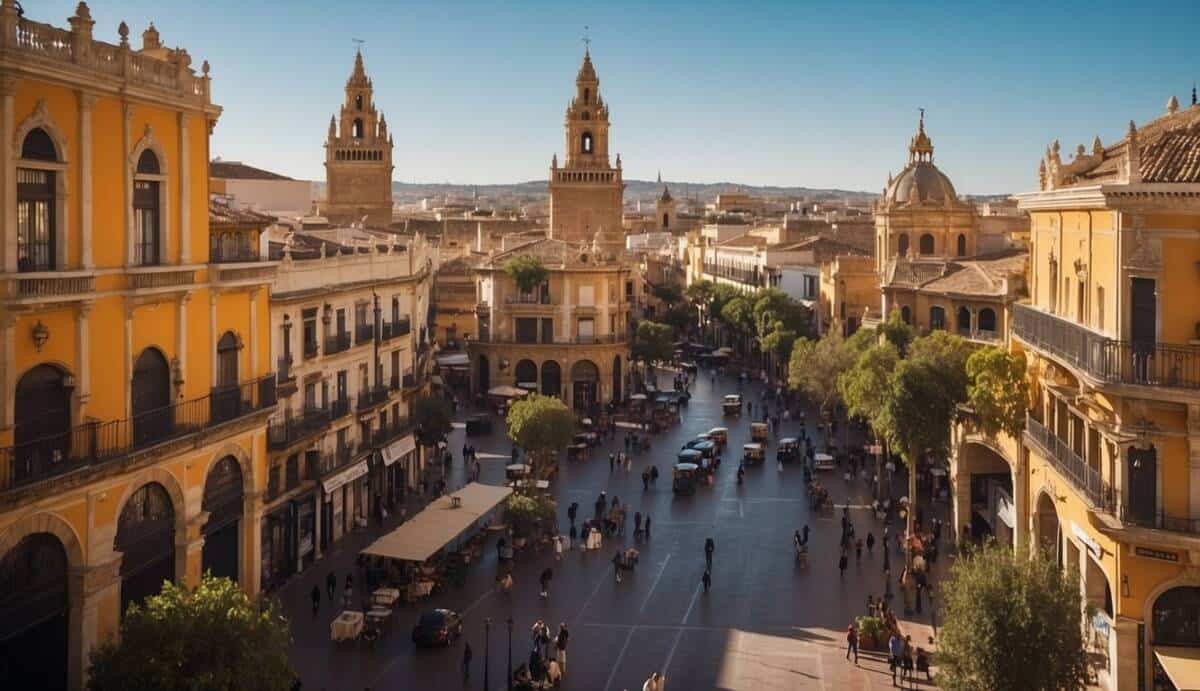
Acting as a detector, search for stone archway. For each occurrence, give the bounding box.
[1034,491,1061,564]
[115,482,176,615]
[570,360,600,413]
[514,359,538,391]
[201,456,244,584]
[541,360,562,399]
[954,441,1016,546]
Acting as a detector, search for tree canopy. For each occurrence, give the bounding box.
[967,347,1029,439]
[507,394,575,480]
[632,320,675,363]
[838,341,900,437]
[412,395,453,445]
[877,308,914,354]
[88,575,294,691]
[503,255,548,294]
[936,543,1089,691]
[788,331,856,416]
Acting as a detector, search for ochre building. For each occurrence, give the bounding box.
[0,5,275,689]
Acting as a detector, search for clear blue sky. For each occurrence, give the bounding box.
[39,0,1200,193]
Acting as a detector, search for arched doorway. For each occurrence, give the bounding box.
[1035,492,1061,565]
[956,307,971,334]
[541,361,562,399]
[132,348,172,447]
[514,360,538,391]
[13,364,72,485]
[0,533,69,691]
[1128,445,1157,526]
[956,233,967,257]
[571,360,599,413]
[477,355,490,394]
[978,308,997,334]
[929,306,946,331]
[958,443,1015,547]
[115,482,176,616]
[1153,587,1200,647]
[201,457,244,583]
[612,356,622,403]
[212,332,241,423]
[919,233,935,255]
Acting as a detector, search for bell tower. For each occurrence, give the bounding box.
[324,49,395,227]
[549,49,624,246]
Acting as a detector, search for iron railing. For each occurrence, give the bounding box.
[209,244,262,263]
[1119,507,1200,535]
[1013,304,1200,389]
[325,331,351,355]
[276,356,294,384]
[322,445,357,475]
[267,405,331,450]
[1024,414,1116,511]
[303,338,319,360]
[2,375,276,493]
[371,419,412,448]
[356,323,375,345]
[389,373,400,391]
[357,385,390,410]
[330,397,351,420]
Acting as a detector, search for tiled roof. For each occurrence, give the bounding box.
[209,195,275,226]
[1060,104,1200,185]
[438,253,485,275]
[209,160,294,181]
[884,250,1027,298]
[716,234,766,248]
[481,238,627,270]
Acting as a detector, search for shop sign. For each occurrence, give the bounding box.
[382,434,417,467]
[1134,546,1180,563]
[323,460,368,495]
[1071,521,1102,557]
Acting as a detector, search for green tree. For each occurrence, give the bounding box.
[504,492,557,538]
[788,331,855,422]
[720,296,754,352]
[967,347,1029,439]
[88,575,294,691]
[708,283,741,324]
[937,543,1089,691]
[838,341,900,499]
[412,395,453,445]
[503,255,548,294]
[760,325,798,365]
[651,281,684,305]
[877,308,915,353]
[632,320,675,363]
[660,304,693,333]
[684,279,715,305]
[506,394,576,483]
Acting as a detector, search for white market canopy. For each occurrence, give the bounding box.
[487,385,529,399]
[1156,647,1200,691]
[361,483,513,563]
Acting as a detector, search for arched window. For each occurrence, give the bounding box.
[514,359,538,389]
[897,234,909,257]
[956,233,967,257]
[131,348,172,447]
[900,305,911,324]
[919,233,935,255]
[18,129,59,272]
[355,94,363,111]
[115,482,175,615]
[540,360,561,398]
[133,150,162,266]
[581,132,593,154]
[352,119,364,139]
[662,213,669,230]
[583,88,590,104]
[1154,587,1200,646]
[956,307,971,333]
[929,305,946,330]
[0,532,70,691]
[581,111,590,121]
[202,456,244,583]
[978,308,997,333]
[13,364,72,484]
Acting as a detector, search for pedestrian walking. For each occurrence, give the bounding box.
[702,569,712,593]
[846,622,859,664]
[704,537,715,569]
[650,465,659,484]
[888,632,904,685]
[802,524,810,545]
[540,567,553,598]
[613,550,623,583]
[310,584,320,617]
[856,538,863,563]
[462,642,472,681]
[609,453,616,472]
[568,524,577,550]
[634,511,643,539]
[326,570,336,600]
[838,552,848,578]
[642,468,651,491]
[554,535,564,561]
[567,502,578,529]
[555,623,569,674]
[644,514,652,538]
[866,532,876,555]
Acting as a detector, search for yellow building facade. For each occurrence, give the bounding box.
[1010,97,1200,691]
[0,5,275,689]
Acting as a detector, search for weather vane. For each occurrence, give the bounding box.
[352,38,365,51]
[582,25,590,51]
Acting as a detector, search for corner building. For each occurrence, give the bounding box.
[0,5,275,689]
[1013,96,1200,691]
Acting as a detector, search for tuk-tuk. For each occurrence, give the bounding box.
[673,462,700,495]
[505,464,531,481]
[567,443,589,461]
[465,413,492,436]
[742,443,764,465]
[708,427,728,448]
[573,432,598,448]
[750,422,768,442]
[777,437,800,463]
[691,440,716,461]
[723,394,743,416]
[814,453,836,471]
[687,433,713,449]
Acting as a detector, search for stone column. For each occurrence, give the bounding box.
[177,113,191,264]
[248,288,259,378]
[210,290,219,388]
[123,103,133,266]
[76,301,93,419]
[78,92,96,268]
[1013,450,1029,550]
[124,302,134,418]
[76,558,121,691]
[180,514,208,589]
[1,311,14,428]
[1188,404,1200,520]
[241,491,263,597]
[1114,615,1141,691]
[177,292,190,394]
[1,75,16,273]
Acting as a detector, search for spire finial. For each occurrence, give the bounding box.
[918,107,925,133]
[1193,82,1197,107]
[582,25,590,55]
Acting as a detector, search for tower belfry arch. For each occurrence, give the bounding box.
[323,48,395,227]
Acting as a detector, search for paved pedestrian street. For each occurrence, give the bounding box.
[280,369,946,690]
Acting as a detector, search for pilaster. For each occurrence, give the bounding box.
[2,74,17,273]
[77,557,122,690]
[177,113,190,263]
[242,492,263,596]
[180,512,209,589]
[1188,403,1200,520]
[78,91,96,268]
[210,290,219,388]
[249,287,259,377]
[122,103,133,265]
[1013,450,1029,550]
[2,310,14,428]
[76,301,93,418]
[124,301,134,418]
[177,292,190,393]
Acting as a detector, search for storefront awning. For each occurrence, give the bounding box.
[322,460,368,495]
[382,434,417,467]
[436,352,470,367]
[487,385,529,399]
[1156,647,1200,691]
[360,482,513,562]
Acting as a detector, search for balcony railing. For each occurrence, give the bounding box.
[276,356,294,384]
[505,293,555,305]
[322,445,357,475]
[356,323,375,345]
[267,405,331,451]
[402,372,416,389]
[472,333,627,346]
[703,262,766,288]
[330,396,351,420]
[1119,507,1200,535]
[303,339,319,360]
[395,316,412,336]
[1024,414,1116,511]
[1013,304,1200,389]
[357,385,390,410]
[371,419,412,448]
[2,375,276,493]
[389,373,400,391]
[209,245,262,264]
[325,331,351,356]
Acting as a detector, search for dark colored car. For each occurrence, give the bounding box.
[412,609,463,647]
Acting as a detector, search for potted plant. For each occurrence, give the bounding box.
[856,615,886,650]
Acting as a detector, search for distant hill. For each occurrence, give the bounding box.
[307,180,1011,205]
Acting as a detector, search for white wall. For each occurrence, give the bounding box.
[223,178,314,217]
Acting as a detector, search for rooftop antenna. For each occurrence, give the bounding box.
[582,25,591,53]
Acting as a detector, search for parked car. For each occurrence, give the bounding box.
[412,609,463,647]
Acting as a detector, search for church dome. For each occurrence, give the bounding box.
[884,112,959,207]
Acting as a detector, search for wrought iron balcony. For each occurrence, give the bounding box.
[276,356,294,384]
[1024,414,1116,511]
[330,397,351,420]
[1118,507,1200,535]
[356,323,375,345]
[324,331,351,355]
[389,373,400,391]
[303,339,319,360]
[357,385,390,410]
[371,419,412,448]
[267,404,331,451]
[2,375,277,493]
[1013,303,1200,390]
[396,316,412,336]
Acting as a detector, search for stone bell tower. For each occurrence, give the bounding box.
[324,49,394,227]
[548,49,625,246]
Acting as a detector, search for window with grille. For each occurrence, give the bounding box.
[17,168,54,272]
[134,179,160,266]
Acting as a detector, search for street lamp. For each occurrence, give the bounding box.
[506,616,514,690]
[484,617,491,691]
